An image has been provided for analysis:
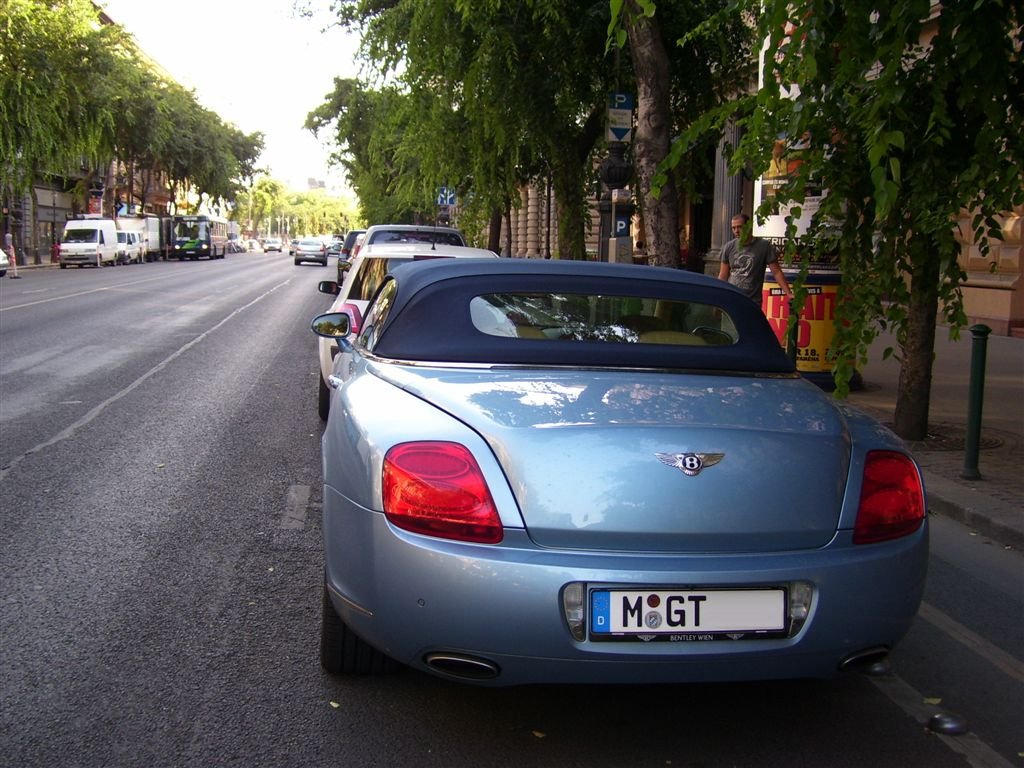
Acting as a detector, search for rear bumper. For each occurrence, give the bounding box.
[323,485,928,686]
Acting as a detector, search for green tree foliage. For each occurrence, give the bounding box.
[319,0,617,259]
[672,0,1022,439]
[1,0,264,215]
[608,0,755,267]
[232,176,359,237]
[1,0,122,192]
[285,188,359,236]
[307,79,426,224]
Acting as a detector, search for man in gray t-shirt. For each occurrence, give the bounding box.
[718,213,793,304]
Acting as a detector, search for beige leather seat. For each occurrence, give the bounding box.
[638,330,708,345]
[516,326,548,339]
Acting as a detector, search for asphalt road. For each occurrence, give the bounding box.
[0,255,1019,767]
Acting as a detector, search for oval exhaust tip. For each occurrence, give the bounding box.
[839,646,890,673]
[424,653,500,680]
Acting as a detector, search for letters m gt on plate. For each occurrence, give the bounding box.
[590,588,787,640]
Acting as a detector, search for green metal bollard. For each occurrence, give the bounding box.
[961,324,992,480]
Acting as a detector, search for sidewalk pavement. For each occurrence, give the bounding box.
[844,330,1024,552]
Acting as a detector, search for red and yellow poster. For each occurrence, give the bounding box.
[762,273,840,374]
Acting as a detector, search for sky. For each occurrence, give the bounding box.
[99,0,364,197]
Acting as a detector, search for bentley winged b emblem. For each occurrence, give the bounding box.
[656,452,725,477]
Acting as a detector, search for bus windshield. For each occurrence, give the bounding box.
[174,219,206,240]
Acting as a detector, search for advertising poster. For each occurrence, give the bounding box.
[762,272,841,374]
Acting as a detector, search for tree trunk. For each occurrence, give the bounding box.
[550,108,605,260]
[893,244,940,440]
[487,207,502,253]
[627,5,680,269]
[552,161,588,260]
[504,205,512,257]
[28,183,40,265]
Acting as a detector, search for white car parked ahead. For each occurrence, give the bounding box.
[315,242,499,420]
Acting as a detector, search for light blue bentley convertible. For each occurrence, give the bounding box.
[311,258,927,686]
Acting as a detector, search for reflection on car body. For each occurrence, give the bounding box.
[310,259,928,686]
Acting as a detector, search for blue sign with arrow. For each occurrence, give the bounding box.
[607,92,634,143]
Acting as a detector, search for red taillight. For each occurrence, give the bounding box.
[341,302,363,334]
[383,442,503,544]
[853,451,925,544]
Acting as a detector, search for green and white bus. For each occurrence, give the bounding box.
[171,214,229,260]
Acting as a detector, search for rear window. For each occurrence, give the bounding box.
[368,230,465,246]
[469,293,737,345]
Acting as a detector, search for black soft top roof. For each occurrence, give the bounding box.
[370,259,796,374]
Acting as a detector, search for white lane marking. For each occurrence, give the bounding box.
[0,273,174,311]
[0,259,276,311]
[280,485,311,529]
[0,279,291,482]
[919,601,1024,684]
[870,673,1014,768]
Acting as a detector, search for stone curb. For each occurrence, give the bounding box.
[923,471,1024,551]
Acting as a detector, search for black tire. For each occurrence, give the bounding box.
[60,263,67,269]
[318,374,331,421]
[321,576,397,675]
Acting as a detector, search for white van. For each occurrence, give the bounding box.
[143,215,166,261]
[116,219,147,264]
[60,218,118,268]
[115,230,144,265]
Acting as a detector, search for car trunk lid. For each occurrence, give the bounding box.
[377,366,851,553]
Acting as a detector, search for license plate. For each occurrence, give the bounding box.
[590,588,787,641]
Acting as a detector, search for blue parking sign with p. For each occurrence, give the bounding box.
[609,92,634,110]
[615,215,630,237]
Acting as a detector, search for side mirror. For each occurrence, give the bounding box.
[311,312,351,339]
[318,280,341,296]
